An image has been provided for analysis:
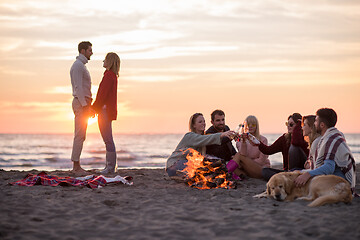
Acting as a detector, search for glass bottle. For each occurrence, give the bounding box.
[247,133,260,145]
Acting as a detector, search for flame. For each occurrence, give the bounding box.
[181,148,204,178]
[88,115,98,126]
[181,148,232,190]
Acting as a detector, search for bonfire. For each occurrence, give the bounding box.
[180,148,236,189]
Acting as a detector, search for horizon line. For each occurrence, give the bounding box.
[1,131,360,135]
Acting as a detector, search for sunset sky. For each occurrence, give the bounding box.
[0,0,359,134]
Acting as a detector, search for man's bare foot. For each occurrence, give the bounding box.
[71,162,88,175]
[71,167,88,175]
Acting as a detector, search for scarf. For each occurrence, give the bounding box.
[315,127,356,189]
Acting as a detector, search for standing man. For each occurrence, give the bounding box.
[206,109,237,162]
[70,41,93,173]
[294,108,356,191]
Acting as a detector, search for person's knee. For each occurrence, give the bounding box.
[166,166,177,177]
[262,168,282,181]
[232,152,244,164]
[238,154,249,162]
[261,168,270,180]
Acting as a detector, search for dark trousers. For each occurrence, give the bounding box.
[288,144,307,170]
[262,145,307,181]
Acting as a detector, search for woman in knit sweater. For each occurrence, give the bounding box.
[91,52,120,174]
[166,113,235,177]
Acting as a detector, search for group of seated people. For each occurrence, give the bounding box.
[165,108,356,192]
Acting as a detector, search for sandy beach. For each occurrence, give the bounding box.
[1,165,360,240]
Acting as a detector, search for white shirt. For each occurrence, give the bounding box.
[70,54,92,106]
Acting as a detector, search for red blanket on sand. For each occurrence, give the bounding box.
[10,171,133,189]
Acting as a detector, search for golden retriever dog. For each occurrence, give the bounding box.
[254,171,353,207]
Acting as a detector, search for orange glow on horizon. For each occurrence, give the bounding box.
[0,1,360,134]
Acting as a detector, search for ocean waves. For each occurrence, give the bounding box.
[0,133,359,171]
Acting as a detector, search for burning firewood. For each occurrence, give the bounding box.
[180,148,237,189]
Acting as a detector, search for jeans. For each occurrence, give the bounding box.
[262,145,307,181]
[71,97,91,162]
[98,106,116,152]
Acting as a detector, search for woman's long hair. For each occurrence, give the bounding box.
[302,115,321,148]
[105,52,121,76]
[189,113,203,134]
[245,115,260,139]
[285,112,302,146]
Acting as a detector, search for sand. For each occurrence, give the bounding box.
[1,166,360,240]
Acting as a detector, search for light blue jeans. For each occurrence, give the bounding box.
[98,106,116,152]
[71,97,91,162]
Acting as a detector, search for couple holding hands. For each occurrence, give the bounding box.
[70,41,120,174]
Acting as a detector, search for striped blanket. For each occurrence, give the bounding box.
[315,127,356,189]
[10,172,133,189]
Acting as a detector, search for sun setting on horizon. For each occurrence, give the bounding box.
[0,0,360,134]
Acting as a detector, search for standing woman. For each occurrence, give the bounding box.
[91,52,120,174]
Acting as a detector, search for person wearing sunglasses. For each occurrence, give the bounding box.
[227,115,269,179]
[257,113,309,180]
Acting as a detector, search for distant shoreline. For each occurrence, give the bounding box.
[1,132,360,135]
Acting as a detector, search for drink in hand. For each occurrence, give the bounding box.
[233,124,244,140]
[247,133,260,145]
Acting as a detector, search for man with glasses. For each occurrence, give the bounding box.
[205,109,237,162]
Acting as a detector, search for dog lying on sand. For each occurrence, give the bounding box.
[254,171,352,207]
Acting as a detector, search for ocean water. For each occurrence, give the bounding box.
[0,133,359,171]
